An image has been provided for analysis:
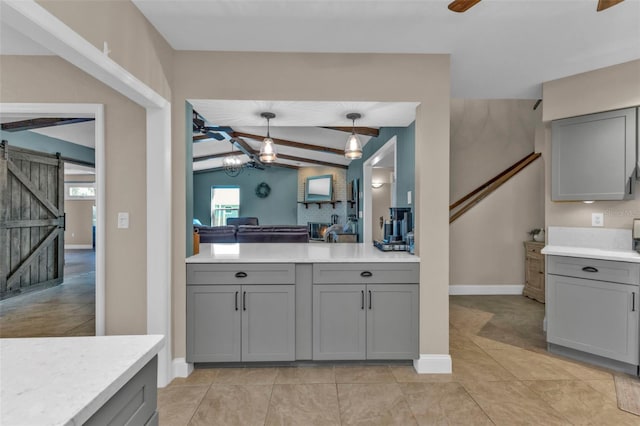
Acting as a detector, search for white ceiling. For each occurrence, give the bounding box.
[30,121,95,148]
[132,0,640,99]
[190,100,417,170]
[0,22,52,55]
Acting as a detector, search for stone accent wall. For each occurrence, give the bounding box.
[297,167,348,226]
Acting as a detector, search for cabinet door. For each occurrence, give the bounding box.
[187,285,241,362]
[313,285,366,360]
[547,275,639,365]
[551,107,636,201]
[242,285,295,361]
[524,254,545,303]
[366,284,419,359]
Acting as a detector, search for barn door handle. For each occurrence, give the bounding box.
[235,272,247,278]
[582,266,598,273]
[360,271,372,277]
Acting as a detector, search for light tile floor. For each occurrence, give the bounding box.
[159,295,640,425]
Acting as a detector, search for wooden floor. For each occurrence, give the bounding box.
[0,249,95,338]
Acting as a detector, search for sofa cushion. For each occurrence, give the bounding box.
[227,217,259,227]
[195,225,236,243]
[236,225,309,243]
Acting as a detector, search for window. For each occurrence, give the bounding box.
[65,182,96,200]
[211,187,240,226]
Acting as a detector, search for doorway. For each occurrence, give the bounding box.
[0,103,105,336]
[362,136,397,244]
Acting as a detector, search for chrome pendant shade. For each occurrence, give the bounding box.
[344,113,363,160]
[259,112,277,163]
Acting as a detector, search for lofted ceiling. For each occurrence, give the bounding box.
[190,100,418,172]
[132,0,640,99]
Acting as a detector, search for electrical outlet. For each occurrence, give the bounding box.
[592,212,604,227]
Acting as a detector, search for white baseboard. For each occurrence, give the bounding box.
[413,354,452,374]
[65,244,93,250]
[172,358,193,378]
[449,285,524,295]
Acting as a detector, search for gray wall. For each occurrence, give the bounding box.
[193,167,298,226]
[347,122,416,237]
[1,130,95,165]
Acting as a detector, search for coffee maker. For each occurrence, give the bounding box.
[384,207,412,243]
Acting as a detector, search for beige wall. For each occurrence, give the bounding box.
[172,52,451,358]
[542,60,640,230]
[39,0,173,100]
[65,199,94,246]
[1,55,148,335]
[449,99,544,286]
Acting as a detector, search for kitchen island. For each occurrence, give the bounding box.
[186,243,419,364]
[0,335,164,426]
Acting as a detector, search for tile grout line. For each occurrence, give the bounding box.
[457,381,498,426]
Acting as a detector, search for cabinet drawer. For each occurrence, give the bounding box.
[187,263,295,285]
[313,263,419,284]
[548,256,640,285]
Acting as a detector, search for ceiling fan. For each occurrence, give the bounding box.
[448,0,625,13]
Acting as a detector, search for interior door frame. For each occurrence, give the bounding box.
[0,103,106,335]
[362,136,397,245]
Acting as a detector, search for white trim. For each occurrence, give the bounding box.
[172,359,194,381]
[64,244,93,250]
[362,136,397,244]
[0,1,167,109]
[413,354,452,374]
[449,285,525,295]
[0,103,106,336]
[2,3,174,385]
[147,104,173,387]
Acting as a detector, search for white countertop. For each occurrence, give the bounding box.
[541,226,639,263]
[187,243,419,263]
[541,245,640,263]
[0,335,164,426]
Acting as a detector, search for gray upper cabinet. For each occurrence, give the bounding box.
[551,107,638,201]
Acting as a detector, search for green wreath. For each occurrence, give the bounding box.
[255,182,271,198]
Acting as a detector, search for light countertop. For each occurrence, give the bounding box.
[187,243,419,263]
[0,335,164,426]
[542,226,639,263]
[541,245,640,263]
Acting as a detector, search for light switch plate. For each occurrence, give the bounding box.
[118,212,129,229]
[591,212,604,227]
[407,191,412,205]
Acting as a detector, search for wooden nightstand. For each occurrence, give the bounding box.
[523,241,545,303]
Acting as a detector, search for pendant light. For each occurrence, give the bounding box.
[222,144,244,177]
[344,113,363,159]
[259,112,277,163]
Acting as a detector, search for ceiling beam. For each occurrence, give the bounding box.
[232,131,344,156]
[193,134,212,142]
[193,151,240,162]
[272,153,348,169]
[1,117,95,132]
[270,163,300,170]
[321,126,379,138]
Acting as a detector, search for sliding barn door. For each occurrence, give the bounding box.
[0,142,65,299]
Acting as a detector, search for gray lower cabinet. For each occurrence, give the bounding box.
[85,356,158,426]
[313,283,418,360]
[187,284,295,362]
[547,274,639,365]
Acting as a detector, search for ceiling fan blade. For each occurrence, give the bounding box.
[448,0,482,13]
[597,0,624,11]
